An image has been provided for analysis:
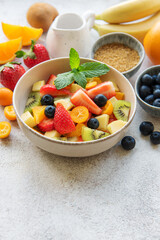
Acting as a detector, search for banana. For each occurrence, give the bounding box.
[96,0,160,23]
[94,11,160,43]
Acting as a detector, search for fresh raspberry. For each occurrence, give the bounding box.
[37,118,55,132]
[0,62,25,91]
[54,103,76,135]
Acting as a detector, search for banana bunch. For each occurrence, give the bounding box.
[94,0,160,43]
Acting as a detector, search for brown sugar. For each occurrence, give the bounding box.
[94,43,140,72]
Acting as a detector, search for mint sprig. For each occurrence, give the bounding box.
[54,48,110,90]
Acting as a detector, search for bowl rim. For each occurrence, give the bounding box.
[135,64,160,110]
[13,57,137,145]
[91,32,145,75]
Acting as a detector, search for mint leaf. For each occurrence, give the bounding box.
[69,48,80,70]
[54,72,74,89]
[73,72,87,88]
[79,62,110,78]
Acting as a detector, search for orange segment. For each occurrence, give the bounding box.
[0,121,11,138]
[0,38,22,64]
[4,105,16,121]
[67,123,85,137]
[2,22,43,46]
[86,81,97,90]
[115,92,125,100]
[102,100,113,115]
[70,106,89,123]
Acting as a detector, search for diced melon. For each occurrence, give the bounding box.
[67,136,78,142]
[32,106,46,124]
[54,97,74,110]
[110,80,119,92]
[21,111,36,128]
[95,114,109,131]
[44,130,61,138]
[109,96,118,107]
[107,120,127,134]
[32,80,45,91]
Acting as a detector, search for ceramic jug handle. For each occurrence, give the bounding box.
[83,10,95,30]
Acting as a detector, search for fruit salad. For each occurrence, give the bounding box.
[21,74,131,142]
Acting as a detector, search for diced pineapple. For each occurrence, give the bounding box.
[109,96,118,107]
[44,130,61,138]
[110,80,119,92]
[21,111,36,128]
[32,106,46,124]
[87,77,102,84]
[67,136,78,142]
[95,114,109,131]
[70,83,83,93]
[107,120,127,134]
[32,80,45,91]
[54,97,74,110]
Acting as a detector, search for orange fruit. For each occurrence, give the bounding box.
[67,123,85,138]
[0,121,11,139]
[86,81,97,90]
[115,92,125,100]
[2,22,43,46]
[102,100,113,115]
[0,88,13,106]
[4,105,16,121]
[70,106,89,123]
[0,37,22,64]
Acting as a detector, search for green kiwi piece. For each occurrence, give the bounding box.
[24,92,41,113]
[113,100,131,122]
[82,127,109,141]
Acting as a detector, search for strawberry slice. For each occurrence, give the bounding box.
[87,81,116,99]
[70,89,102,115]
[54,103,76,134]
[40,84,72,97]
[37,118,55,132]
[46,74,57,85]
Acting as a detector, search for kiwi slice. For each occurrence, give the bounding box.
[24,92,41,113]
[113,100,131,122]
[82,126,109,141]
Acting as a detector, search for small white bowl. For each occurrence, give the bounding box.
[13,58,136,157]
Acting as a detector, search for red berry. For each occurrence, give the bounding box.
[37,118,55,132]
[0,62,25,91]
[46,74,57,85]
[54,103,76,135]
[87,81,116,99]
[40,84,72,97]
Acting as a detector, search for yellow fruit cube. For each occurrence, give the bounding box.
[32,106,46,124]
[115,92,125,100]
[32,80,45,91]
[21,111,36,128]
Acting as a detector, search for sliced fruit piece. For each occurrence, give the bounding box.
[37,118,55,132]
[0,37,22,64]
[0,88,13,106]
[21,111,36,128]
[67,136,79,142]
[70,83,83,93]
[40,84,72,97]
[87,81,116,99]
[67,123,85,138]
[109,96,118,107]
[52,136,68,141]
[87,77,102,84]
[32,105,46,124]
[0,121,11,139]
[70,89,102,115]
[82,126,109,141]
[44,130,61,138]
[107,120,127,134]
[46,74,57,85]
[85,81,97,90]
[115,92,125,100]
[70,106,89,123]
[24,91,41,113]
[95,114,109,131]
[54,97,74,111]
[110,80,119,92]
[113,100,131,122]
[2,22,43,46]
[4,105,16,121]
[32,80,45,91]
[102,100,113,115]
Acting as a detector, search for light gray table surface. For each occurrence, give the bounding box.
[0,0,160,239]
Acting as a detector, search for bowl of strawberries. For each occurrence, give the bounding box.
[13,48,136,157]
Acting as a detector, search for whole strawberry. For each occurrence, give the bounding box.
[0,62,25,91]
[16,40,50,68]
[54,103,76,135]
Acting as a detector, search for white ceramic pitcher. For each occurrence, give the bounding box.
[46,11,95,58]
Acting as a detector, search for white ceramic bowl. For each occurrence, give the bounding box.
[13,58,136,157]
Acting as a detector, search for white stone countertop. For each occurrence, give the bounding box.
[0,0,160,239]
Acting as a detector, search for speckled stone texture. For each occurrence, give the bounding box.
[0,0,160,239]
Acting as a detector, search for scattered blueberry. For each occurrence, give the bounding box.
[139,85,152,99]
[44,105,56,118]
[144,94,154,105]
[121,136,136,150]
[87,118,99,129]
[153,98,160,107]
[141,74,154,86]
[41,94,54,105]
[152,84,160,91]
[93,94,107,107]
[139,121,154,136]
[153,89,160,99]
[150,131,160,145]
[156,73,160,85]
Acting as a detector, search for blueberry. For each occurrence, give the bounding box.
[150,131,160,145]
[153,89,160,99]
[153,98,160,107]
[41,94,54,105]
[139,121,154,136]
[152,85,160,91]
[144,94,154,105]
[152,74,157,83]
[121,136,136,150]
[87,118,99,129]
[139,85,152,99]
[141,74,154,86]
[93,94,107,107]
[44,105,56,118]
[156,73,160,85]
